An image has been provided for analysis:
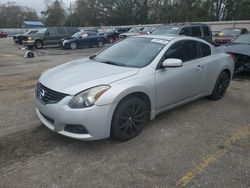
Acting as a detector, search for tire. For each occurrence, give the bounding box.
[35,40,43,49]
[70,42,77,50]
[98,41,104,48]
[111,97,148,141]
[109,38,114,43]
[209,71,230,100]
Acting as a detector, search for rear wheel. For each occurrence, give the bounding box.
[109,37,114,43]
[111,97,148,141]
[35,40,43,49]
[209,71,230,100]
[98,41,104,47]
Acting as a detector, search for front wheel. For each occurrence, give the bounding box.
[35,40,43,49]
[111,97,148,141]
[209,71,230,100]
[70,42,77,50]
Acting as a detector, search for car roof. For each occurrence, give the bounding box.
[161,23,209,27]
[134,34,188,41]
[134,35,213,45]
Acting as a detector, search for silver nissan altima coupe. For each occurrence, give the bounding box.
[34,35,234,141]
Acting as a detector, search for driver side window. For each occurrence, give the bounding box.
[46,28,57,35]
[163,40,199,62]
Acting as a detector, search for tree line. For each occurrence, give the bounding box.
[0,2,38,28]
[1,0,250,28]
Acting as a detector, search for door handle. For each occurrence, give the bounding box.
[196,65,203,71]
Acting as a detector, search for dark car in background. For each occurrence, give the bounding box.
[153,23,212,43]
[0,31,8,38]
[139,26,158,35]
[119,27,145,39]
[23,27,80,49]
[105,27,129,43]
[214,28,248,45]
[59,31,105,49]
[13,30,39,44]
[218,33,250,73]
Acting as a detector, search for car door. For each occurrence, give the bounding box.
[44,28,58,45]
[191,26,203,39]
[57,28,68,41]
[155,40,204,109]
[84,32,98,46]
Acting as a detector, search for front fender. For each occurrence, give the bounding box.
[95,73,156,119]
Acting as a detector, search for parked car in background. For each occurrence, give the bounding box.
[0,31,8,38]
[23,27,80,49]
[13,30,39,44]
[218,33,250,73]
[119,27,145,39]
[34,35,234,141]
[105,27,129,43]
[59,31,105,49]
[139,27,158,35]
[213,28,248,45]
[153,23,212,43]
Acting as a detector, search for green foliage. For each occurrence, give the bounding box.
[0,2,38,28]
[45,0,66,26]
[0,0,249,28]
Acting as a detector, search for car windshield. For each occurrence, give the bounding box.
[94,37,167,68]
[219,28,241,36]
[37,28,47,34]
[153,26,180,35]
[232,34,250,44]
[72,32,81,38]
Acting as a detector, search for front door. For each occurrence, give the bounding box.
[155,40,204,109]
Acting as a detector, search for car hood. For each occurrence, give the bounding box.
[39,58,139,95]
[217,43,250,56]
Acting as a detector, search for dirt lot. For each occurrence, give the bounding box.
[0,38,250,188]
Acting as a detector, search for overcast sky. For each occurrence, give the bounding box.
[1,0,75,15]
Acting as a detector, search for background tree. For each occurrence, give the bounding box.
[0,2,38,28]
[44,0,66,26]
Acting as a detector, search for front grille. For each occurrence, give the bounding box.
[35,82,68,104]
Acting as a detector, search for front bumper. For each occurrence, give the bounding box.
[35,95,115,140]
[23,40,35,46]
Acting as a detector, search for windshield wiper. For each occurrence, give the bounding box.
[89,55,96,60]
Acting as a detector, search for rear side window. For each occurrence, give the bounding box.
[57,28,66,35]
[200,42,211,57]
[191,27,202,37]
[203,26,211,36]
[164,40,199,62]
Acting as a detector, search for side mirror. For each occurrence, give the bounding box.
[162,58,183,68]
[45,32,50,36]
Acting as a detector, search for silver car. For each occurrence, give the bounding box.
[34,35,234,141]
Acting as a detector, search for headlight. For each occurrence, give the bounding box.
[68,85,110,108]
[28,37,32,41]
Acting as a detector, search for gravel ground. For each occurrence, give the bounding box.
[0,38,249,188]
